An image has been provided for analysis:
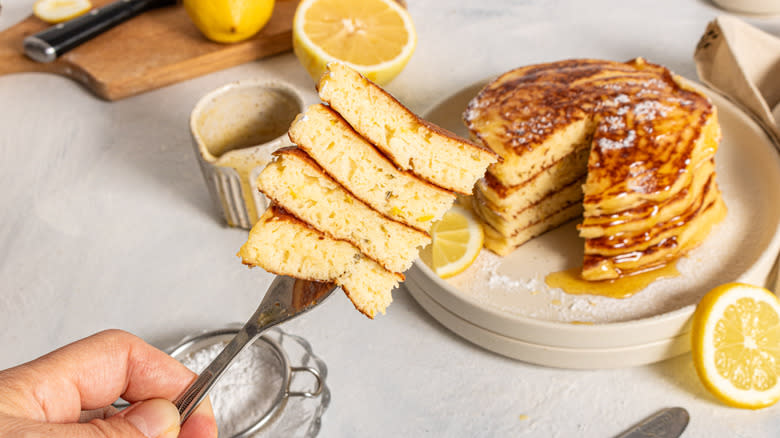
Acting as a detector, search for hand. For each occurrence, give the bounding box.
[0,329,218,438]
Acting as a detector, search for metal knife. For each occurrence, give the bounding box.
[23,0,176,63]
[615,407,690,438]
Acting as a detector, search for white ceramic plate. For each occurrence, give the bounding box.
[406,80,780,366]
[404,278,690,369]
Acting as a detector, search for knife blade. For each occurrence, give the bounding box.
[615,407,690,438]
[23,0,176,63]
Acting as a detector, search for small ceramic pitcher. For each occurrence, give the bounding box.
[190,80,304,228]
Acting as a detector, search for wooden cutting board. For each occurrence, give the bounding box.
[0,0,299,100]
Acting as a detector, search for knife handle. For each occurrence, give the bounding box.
[23,0,175,63]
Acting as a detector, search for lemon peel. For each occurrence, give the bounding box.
[183,0,275,44]
[33,0,92,24]
[431,205,484,279]
[691,282,780,409]
[292,0,416,85]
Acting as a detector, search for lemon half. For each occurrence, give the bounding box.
[691,282,780,409]
[292,0,417,85]
[430,205,484,279]
[33,0,92,24]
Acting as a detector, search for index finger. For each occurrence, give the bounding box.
[0,329,196,423]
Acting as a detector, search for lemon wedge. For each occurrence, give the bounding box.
[183,0,275,43]
[292,0,417,85]
[691,282,780,409]
[430,205,483,279]
[33,0,92,24]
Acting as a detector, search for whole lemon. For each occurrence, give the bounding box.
[183,0,275,43]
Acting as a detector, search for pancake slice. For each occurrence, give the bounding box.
[257,147,430,273]
[238,206,401,318]
[288,104,455,232]
[318,62,498,194]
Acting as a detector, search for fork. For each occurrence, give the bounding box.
[174,275,337,424]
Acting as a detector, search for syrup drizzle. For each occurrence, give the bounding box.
[545,262,680,299]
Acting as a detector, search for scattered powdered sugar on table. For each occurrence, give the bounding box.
[181,340,284,436]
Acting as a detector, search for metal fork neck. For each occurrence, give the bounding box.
[173,276,336,424]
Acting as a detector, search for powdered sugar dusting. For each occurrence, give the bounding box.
[439,149,773,323]
[508,114,557,146]
[633,100,669,119]
[602,115,625,131]
[613,94,630,105]
[597,130,636,150]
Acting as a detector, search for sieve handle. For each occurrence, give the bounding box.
[287,366,325,398]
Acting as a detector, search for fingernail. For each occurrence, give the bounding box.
[123,399,180,438]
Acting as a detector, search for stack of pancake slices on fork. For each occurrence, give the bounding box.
[239,63,497,317]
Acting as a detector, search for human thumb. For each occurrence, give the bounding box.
[4,398,181,438]
[111,398,181,438]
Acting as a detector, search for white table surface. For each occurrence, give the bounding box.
[2,0,780,436]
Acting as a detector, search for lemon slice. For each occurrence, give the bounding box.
[430,205,483,279]
[292,0,417,85]
[33,0,92,24]
[691,282,780,409]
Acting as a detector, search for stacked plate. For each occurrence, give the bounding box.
[405,81,780,369]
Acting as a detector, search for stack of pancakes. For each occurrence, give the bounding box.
[464,58,726,281]
[239,63,497,317]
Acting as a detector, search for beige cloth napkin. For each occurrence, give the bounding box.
[695,15,780,147]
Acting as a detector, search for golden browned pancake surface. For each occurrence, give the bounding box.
[464,58,726,280]
[466,58,716,205]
